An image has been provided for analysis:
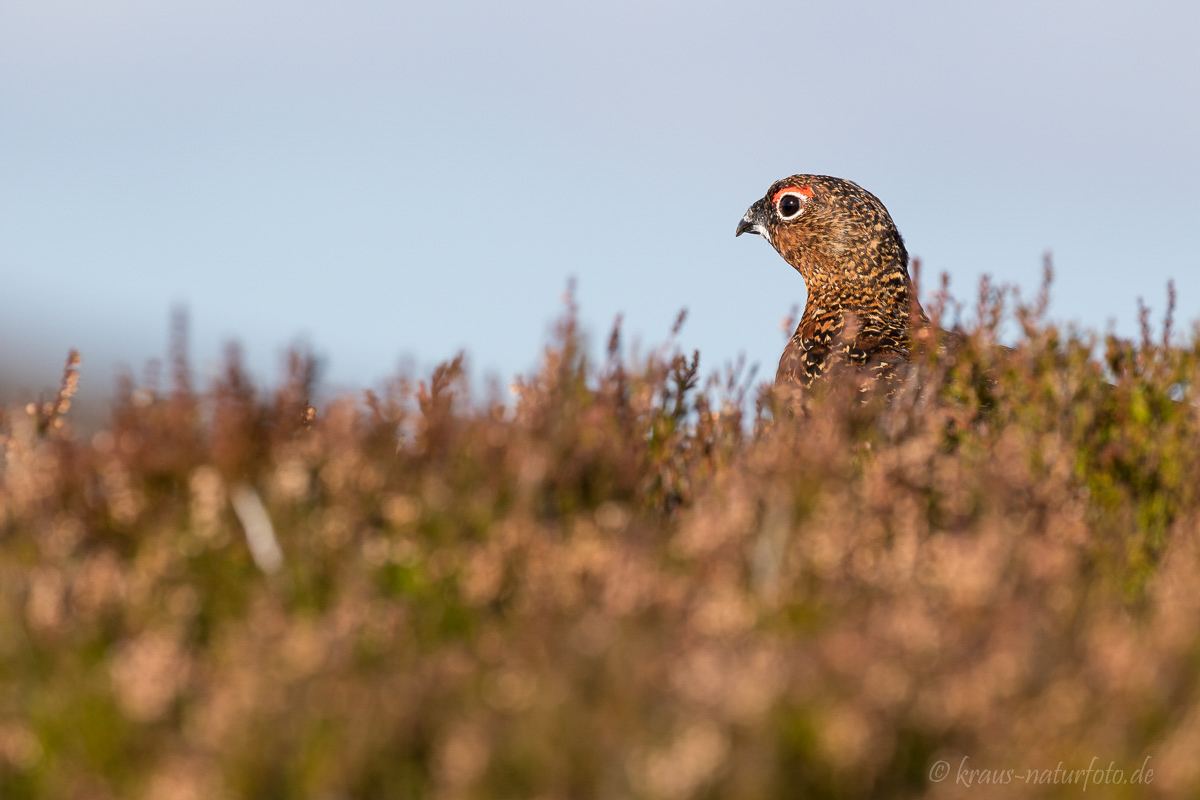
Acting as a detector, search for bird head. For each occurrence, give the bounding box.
[736,175,909,291]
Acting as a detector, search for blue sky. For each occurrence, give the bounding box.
[3,0,1198,400]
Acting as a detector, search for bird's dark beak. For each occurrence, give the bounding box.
[736,204,768,240]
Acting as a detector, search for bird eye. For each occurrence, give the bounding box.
[777,193,804,219]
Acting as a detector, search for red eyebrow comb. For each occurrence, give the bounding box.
[772,184,814,205]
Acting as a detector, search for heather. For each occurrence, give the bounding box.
[3,277,1200,799]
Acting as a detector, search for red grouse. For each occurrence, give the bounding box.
[736,174,945,391]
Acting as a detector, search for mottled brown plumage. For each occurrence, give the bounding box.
[736,174,944,391]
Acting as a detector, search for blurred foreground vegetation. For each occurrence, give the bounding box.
[3,279,1200,799]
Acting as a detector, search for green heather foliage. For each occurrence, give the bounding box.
[3,277,1200,799]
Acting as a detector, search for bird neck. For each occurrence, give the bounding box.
[800,259,920,336]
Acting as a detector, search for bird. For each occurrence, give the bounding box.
[736,174,948,392]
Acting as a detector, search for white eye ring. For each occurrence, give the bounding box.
[776,192,806,220]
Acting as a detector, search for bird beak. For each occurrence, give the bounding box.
[735,205,769,240]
